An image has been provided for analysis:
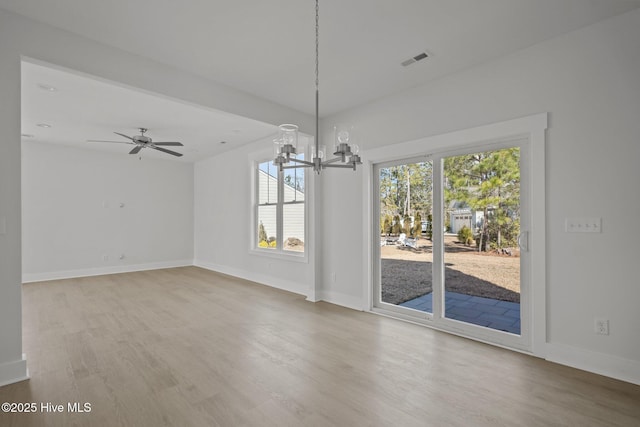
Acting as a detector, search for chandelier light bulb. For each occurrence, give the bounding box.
[337,130,350,144]
[312,144,326,159]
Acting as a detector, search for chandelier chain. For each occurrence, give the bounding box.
[315,0,319,91]
[314,0,320,167]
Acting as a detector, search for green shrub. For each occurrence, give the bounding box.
[403,214,412,236]
[392,215,401,235]
[486,217,520,249]
[457,225,474,245]
[412,212,422,237]
[258,232,277,249]
[381,215,392,235]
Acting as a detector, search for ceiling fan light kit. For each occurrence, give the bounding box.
[88,127,184,157]
[272,0,361,174]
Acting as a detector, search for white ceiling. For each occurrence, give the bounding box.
[5,0,640,162]
[21,61,278,162]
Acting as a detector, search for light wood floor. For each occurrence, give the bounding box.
[1,267,639,426]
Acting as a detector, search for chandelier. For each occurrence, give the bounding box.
[273,0,361,174]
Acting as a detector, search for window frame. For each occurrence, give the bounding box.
[251,151,308,263]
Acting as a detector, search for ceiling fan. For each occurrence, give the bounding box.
[88,128,184,157]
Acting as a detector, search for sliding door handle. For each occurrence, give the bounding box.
[518,231,528,252]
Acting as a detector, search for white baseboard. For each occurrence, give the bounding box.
[194,260,308,297]
[194,261,366,312]
[318,290,365,311]
[546,342,640,386]
[22,259,194,283]
[0,354,29,387]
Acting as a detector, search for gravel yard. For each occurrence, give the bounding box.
[381,235,520,305]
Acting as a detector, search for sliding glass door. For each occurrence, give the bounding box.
[373,141,529,349]
[377,158,434,315]
[442,148,522,334]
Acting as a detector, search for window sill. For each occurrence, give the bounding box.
[249,247,308,263]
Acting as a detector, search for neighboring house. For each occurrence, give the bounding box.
[448,201,484,234]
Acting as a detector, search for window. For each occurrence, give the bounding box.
[255,154,305,255]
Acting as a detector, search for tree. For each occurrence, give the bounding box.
[392,215,402,235]
[379,161,433,239]
[284,173,304,193]
[403,214,412,236]
[258,221,268,244]
[425,214,433,240]
[444,148,520,251]
[379,162,433,219]
[412,212,422,237]
[381,215,392,236]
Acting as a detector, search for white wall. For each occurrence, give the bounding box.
[0,11,25,387]
[21,141,194,281]
[319,9,640,383]
[194,137,315,296]
[0,7,311,386]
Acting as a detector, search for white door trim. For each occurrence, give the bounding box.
[362,113,547,356]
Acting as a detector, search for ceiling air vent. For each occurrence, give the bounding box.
[401,52,429,67]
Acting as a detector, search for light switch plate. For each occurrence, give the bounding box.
[565,217,601,233]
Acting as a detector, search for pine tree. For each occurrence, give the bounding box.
[444,148,520,251]
[258,221,268,244]
[403,214,412,236]
[413,212,422,237]
[381,215,392,236]
[392,215,401,235]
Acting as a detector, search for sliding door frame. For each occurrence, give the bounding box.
[363,114,547,355]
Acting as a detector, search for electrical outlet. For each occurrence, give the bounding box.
[594,318,609,335]
[565,217,601,233]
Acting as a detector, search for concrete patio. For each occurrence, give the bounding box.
[400,291,520,334]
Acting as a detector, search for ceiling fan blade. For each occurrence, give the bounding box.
[150,145,183,157]
[114,132,135,141]
[87,139,133,144]
[152,142,183,146]
[129,145,143,155]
